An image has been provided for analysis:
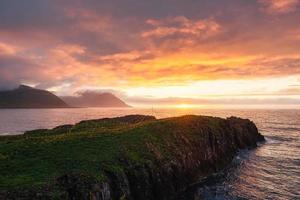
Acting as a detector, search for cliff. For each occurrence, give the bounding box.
[61,92,130,107]
[0,85,69,108]
[0,115,264,199]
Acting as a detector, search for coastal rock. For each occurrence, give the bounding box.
[0,115,264,200]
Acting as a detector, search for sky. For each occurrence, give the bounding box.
[0,0,300,107]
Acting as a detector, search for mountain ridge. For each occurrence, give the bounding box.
[61,91,130,108]
[0,85,130,108]
[0,85,69,108]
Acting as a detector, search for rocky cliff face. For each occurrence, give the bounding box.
[0,115,264,200]
[81,116,264,200]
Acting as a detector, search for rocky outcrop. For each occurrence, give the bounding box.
[0,115,264,200]
[85,116,264,200]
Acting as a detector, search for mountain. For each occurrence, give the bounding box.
[61,91,130,107]
[0,85,69,108]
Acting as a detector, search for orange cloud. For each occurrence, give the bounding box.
[259,0,299,14]
[0,0,300,102]
[142,16,220,39]
[0,42,19,55]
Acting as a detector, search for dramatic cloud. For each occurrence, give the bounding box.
[259,0,299,14]
[142,16,220,39]
[0,0,299,106]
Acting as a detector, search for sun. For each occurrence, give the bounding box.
[175,104,194,109]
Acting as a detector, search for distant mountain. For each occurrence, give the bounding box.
[0,85,69,108]
[61,91,130,107]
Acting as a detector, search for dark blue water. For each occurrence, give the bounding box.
[0,108,299,199]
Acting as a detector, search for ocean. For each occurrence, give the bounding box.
[0,108,299,199]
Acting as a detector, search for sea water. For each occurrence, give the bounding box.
[0,108,299,199]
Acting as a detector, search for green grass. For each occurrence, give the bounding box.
[0,115,227,193]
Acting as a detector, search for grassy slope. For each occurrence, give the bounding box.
[0,115,227,192]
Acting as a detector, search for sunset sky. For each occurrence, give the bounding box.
[0,0,300,107]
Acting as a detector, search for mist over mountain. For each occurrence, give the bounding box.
[0,85,69,108]
[61,91,130,107]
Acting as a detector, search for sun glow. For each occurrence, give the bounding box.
[175,104,195,109]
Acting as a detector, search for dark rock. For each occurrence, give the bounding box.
[0,115,264,200]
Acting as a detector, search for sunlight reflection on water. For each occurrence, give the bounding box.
[0,108,299,199]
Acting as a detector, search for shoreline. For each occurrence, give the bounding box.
[0,115,264,199]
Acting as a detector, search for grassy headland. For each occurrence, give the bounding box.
[0,115,264,199]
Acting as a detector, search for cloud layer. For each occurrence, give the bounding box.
[259,0,299,14]
[0,0,299,105]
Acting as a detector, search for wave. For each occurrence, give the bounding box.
[264,137,281,144]
[266,121,300,126]
[266,126,300,132]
